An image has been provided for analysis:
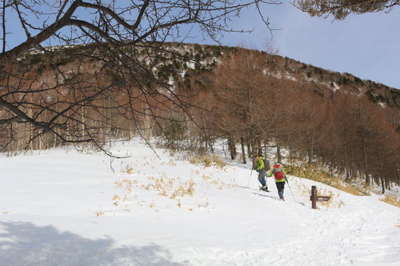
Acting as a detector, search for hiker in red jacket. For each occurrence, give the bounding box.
[268,163,287,200]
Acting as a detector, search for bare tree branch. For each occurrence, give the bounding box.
[295,0,400,19]
[0,0,275,154]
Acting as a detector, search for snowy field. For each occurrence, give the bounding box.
[0,140,399,266]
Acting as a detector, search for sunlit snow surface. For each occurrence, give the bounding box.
[0,139,399,266]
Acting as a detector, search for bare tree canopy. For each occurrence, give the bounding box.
[0,0,275,152]
[1,0,278,58]
[295,0,400,19]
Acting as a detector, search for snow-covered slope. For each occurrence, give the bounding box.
[0,140,399,266]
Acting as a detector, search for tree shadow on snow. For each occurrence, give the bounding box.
[0,221,185,266]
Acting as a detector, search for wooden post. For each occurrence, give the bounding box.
[311,185,317,209]
[310,186,331,209]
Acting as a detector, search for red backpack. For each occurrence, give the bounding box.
[273,164,285,180]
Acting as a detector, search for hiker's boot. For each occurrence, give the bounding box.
[278,192,284,200]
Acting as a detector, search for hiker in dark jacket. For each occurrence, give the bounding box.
[268,163,287,200]
[254,153,269,192]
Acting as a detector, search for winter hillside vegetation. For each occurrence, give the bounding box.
[2,41,400,266]
[1,43,400,191]
[1,1,400,265]
[0,138,399,266]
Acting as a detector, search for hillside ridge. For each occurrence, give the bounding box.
[17,42,400,109]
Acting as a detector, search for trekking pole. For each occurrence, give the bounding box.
[286,178,294,199]
[286,178,304,206]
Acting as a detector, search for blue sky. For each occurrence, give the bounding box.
[205,2,400,89]
[5,1,399,89]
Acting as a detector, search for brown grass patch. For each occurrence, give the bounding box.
[95,211,105,216]
[142,176,196,200]
[286,164,369,196]
[112,195,121,201]
[380,195,400,208]
[314,189,344,208]
[189,154,226,168]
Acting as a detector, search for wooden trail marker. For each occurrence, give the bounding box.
[310,185,331,209]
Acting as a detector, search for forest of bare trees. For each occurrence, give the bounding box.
[1,0,399,191]
[0,0,273,154]
[185,50,400,190]
[1,30,399,189]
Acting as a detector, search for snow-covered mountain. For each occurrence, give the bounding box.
[0,139,399,266]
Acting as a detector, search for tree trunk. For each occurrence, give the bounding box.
[228,137,236,160]
[308,133,314,164]
[362,136,370,186]
[209,139,215,153]
[386,181,391,191]
[380,177,385,194]
[246,138,252,158]
[365,173,370,187]
[277,144,282,163]
[204,135,209,153]
[240,136,246,164]
[144,104,152,139]
[263,142,268,158]
[397,163,400,186]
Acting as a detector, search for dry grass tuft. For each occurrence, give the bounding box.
[113,174,208,211]
[380,195,400,208]
[112,194,121,206]
[114,179,137,193]
[170,180,195,199]
[96,211,105,216]
[112,195,121,201]
[189,154,226,168]
[167,159,177,166]
[314,188,344,208]
[143,177,196,200]
[201,174,227,188]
